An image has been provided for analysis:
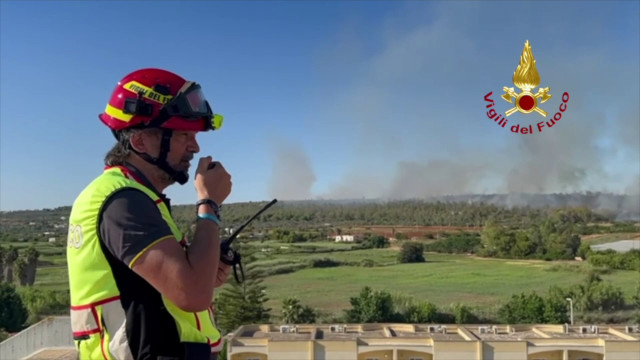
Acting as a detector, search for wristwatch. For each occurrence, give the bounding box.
[196,198,222,218]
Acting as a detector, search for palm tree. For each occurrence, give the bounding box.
[13,257,28,286]
[0,246,6,282]
[24,246,40,286]
[3,246,19,284]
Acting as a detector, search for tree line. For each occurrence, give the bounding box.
[172,201,621,231]
[478,208,609,261]
[2,200,636,248]
[583,249,640,271]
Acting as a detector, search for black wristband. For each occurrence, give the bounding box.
[196,199,221,217]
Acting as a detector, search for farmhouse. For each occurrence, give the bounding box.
[333,234,363,242]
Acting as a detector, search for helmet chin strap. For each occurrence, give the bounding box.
[130,129,189,186]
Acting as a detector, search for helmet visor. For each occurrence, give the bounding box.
[185,86,209,114]
[164,81,223,130]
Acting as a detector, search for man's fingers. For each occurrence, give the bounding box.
[197,156,212,171]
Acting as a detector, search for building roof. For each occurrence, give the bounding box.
[229,323,640,343]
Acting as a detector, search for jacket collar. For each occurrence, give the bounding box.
[106,162,172,210]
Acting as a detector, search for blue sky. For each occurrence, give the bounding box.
[1,0,638,211]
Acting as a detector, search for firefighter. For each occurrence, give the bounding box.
[66,68,231,360]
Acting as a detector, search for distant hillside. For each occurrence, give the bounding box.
[427,193,639,221]
[283,192,640,221]
[1,193,638,239]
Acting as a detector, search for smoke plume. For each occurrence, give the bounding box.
[268,2,639,218]
[267,138,316,200]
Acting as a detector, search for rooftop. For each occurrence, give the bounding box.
[231,323,640,342]
[468,327,545,341]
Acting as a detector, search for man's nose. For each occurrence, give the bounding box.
[192,140,200,154]
[189,136,200,154]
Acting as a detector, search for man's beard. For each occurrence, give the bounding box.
[173,155,194,183]
[176,154,193,172]
[159,155,193,185]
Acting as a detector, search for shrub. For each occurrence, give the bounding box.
[452,303,479,324]
[423,233,481,254]
[398,243,425,263]
[0,282,28,332]
[17,287,70,325]
[308,258,342,268]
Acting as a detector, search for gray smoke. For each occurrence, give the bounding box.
[267,138,316,200]
[268,2,639,218]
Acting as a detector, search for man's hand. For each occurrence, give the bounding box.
[194,156,232,206]
[215,262,232,288]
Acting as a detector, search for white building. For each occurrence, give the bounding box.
[334,235,362,242]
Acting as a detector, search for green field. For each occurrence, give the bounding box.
[34,265,69,291]
[21,237,640,320]
[258,250,638,316]
[22,242,70,291]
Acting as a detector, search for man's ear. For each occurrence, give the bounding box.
[129,130,148,153]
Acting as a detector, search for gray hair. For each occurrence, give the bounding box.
[103,128,163,166]
[104,129,135,166]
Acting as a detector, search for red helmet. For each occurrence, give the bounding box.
[99,68,223,132]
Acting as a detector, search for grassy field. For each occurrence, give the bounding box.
[258,250,639,317]
[13,242,71,291]
[19,233,640,319]
[34,265,69,291]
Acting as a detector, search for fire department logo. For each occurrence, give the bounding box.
[483,40,570,135]
[502,40,552,117]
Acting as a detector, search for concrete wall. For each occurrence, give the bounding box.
[0,316,73,360]
[604,341,640,360]
[484,341,528,360]
[269,341,313,360]
[433,341,479,360]
[313,341,357,360]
